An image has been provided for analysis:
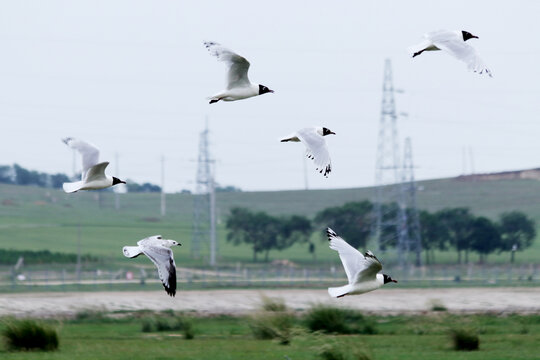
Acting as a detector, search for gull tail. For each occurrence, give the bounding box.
[62,181,84,193]
[123,246,142,258]
[328,285,352,298]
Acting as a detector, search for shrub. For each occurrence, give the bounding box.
[305,305,376,335]
[261,296,287,312]
[141,318,155,332]
[451,328,479,351]
[142,315,194,339]
[318,344,372,360]
[2,319,59,351]
[249,312,293,345]
[429,299,448,312]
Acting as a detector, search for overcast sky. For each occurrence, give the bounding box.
[1,1,539,192]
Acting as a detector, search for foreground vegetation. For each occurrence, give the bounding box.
[1,307,539,360]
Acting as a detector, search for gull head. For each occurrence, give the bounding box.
[258,84,274,95]
[166,240,181,247]
[383,274,398,284]
[319,127,336,137]
[461,31,479,41]
[112,177,126,186]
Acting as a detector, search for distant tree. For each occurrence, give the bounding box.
[277,215,313,252]
[436,208,475,264]
[469,216,501,263]
[498,211,536,263]
[419,210,449,265]
[226,208,313,262]
[0,165,14,184]
[126,181,161,193]
[13,164,47,187]
[50,173,70,189]
[314,201,373,249]
[215,185,242,193]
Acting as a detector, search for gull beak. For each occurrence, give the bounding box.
[473,35,479,39]
[330,131,336,135]
[178,243,182,246]
[269,89,275,93]
[392,279,398,283]
[120,180,126,184]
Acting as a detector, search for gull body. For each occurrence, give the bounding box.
[123,235,181,297]
[281,126,335,177]
[326,227,397,298]
[408,30,492,76]
[62,137,125,193]
[204,41,273,104]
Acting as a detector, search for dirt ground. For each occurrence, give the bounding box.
[1,287,539,318]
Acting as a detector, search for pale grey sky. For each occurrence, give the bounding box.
[1,1,539,192]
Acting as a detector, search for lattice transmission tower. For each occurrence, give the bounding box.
[191,122,217,266]
[400,137,422,267]
[372,59,403,255]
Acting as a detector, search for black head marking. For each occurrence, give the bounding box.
[462,31,478,41]
[258,84,274,95]
[383,274,398,284]
[112,177,126,186]
[322,127,336,136]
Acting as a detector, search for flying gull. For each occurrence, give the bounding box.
[326,227,397,298]
[408,30,492,76]
[123,235,181,297]
[280,126,335,177]
[61,137,125,193]
[204,41,274,104]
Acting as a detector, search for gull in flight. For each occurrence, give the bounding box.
[326,227,397,298]
[61,137,125,193]
[204,41,274,104]
[280,126,335,177]
[123,235,181,297]
[408,30,492,77]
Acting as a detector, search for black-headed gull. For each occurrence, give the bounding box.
[204,41,274,104]
[123,235,181,297]
[280,126,335,177]
[326,228,397,298]
[62,137,125,193]
[408,30,492,77]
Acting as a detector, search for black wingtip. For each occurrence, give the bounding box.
[326,227,337,240]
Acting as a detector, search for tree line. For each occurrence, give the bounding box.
[225,201,536,264]
[0,164,161,193]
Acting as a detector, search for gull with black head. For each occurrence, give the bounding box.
[280,126,336,177]
[326,227,397,298]
[204,41,274,104]
[61,137,125,193]
[408,30,492,76]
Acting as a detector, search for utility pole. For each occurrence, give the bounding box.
[371,59,403,255]
[192,120,217,266]
[161,155,166,216]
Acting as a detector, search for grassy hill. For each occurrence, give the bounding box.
[1,177,540,266]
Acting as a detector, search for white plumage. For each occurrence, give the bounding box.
[326,227,397,298]
[61,137,125,193]
[280,126,335,177]
[408,30,492,77]
[204,41,273,103]
[122,235,181,297]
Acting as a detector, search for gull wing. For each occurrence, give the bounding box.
[62,137,100,174]
[296,128,332,177]
[141,243,177,297]
[327,228,365,284]
[355,250,383,284]
[84,161,109,182]
[204,41,251,89]
[428,31,492,76]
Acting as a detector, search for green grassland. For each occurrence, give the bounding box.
[1,177,540,267]
[1,311,539,360]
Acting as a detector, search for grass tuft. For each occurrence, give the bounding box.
[305,305,376,335]
[318,344,372,360]
[451,328,479,351]
[2,318,59,351]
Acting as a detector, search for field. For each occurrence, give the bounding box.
[1,310,539,360]
[2,178,540,268]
